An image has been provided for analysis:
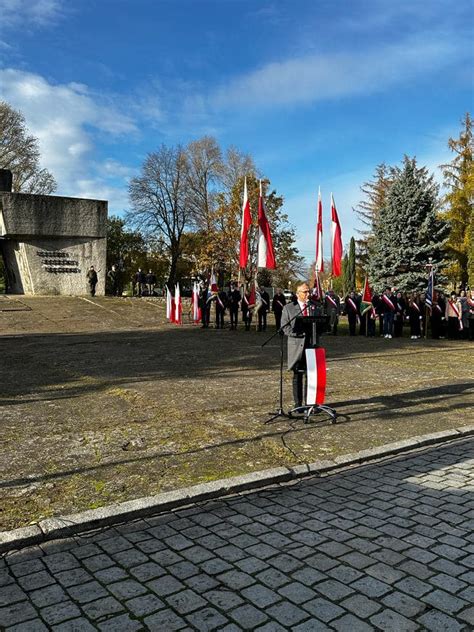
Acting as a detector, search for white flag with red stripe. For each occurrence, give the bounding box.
[191,281,201,323]
[209,272,218,293]
[174,282,182,325]
[305,348,327,405]
[166,285,175,323]
[239,177,252,269]
[257,180,276,269]
[330,193,343,277]
[315,187,324,273]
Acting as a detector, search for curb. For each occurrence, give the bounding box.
[2,426,473,554]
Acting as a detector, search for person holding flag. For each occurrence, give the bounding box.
[343,290,360,336]
[228,282,241,330]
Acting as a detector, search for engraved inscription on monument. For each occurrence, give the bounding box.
[37,250,81,274]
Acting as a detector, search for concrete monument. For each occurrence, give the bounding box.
[0,169,107,295]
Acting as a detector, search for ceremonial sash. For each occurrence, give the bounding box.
[449,300,463,330]
[305,348,326,406]
[468,298,474,314]
[347,298,358,312]
[397,302,403,312]
[382,294,395,311]
[433,304,442,314]
[411,301,420,313]
[217,296,225,309]
[275,299,285,308]
[326,295,338,309]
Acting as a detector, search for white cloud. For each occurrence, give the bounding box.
[210,34,466,110]
[0,68,136,212]
[0,0,64,29]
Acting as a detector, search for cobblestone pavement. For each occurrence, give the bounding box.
[1,439,473,631]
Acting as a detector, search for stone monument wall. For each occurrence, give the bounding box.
[0,191,107,296]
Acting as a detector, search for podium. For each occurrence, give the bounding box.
[288,305,337,423]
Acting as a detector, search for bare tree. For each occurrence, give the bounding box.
[128,145,190,287]
[0,101,57,194]
[185,136,223,231]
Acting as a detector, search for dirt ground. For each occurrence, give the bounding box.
[1,295,473,531]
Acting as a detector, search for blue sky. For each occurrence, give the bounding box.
[1,0,473,263]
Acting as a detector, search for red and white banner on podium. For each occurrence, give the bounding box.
[305,348,327,405]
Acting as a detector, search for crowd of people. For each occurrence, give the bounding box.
[197,282,474,342]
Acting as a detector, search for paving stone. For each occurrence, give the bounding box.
[200,557,233,576]
[217,569,256,590]
[314,579,354,601]
[265,600,310,627]
[381,590,426,618]
[327,564,363,584]
[81,553,115,572]
[54,568,92,587]
[340,594,382,618]
[235,556,268,574]
[255,567,290,589]
[417,609,465,631]
[0,601,38,627]
[70,544,102,559]
[331,614,373,631]
[17,570,55,592]
[94,565,129,583]
[81,596,125,620]
[184,572,219,592]
[97,613,144,631]
[203,588,244,611]
[365,562,405,584]
[180,545,215,563]
[245,543,280,560]
[350,576,391,598]
[125,593,165,617]
[42,552,79,574]
[292,620,331,631]
[394,576,432,598]
[129,561,165,582]
[147,574,185,597]
[66,580,109,604]
[302,597,345,622]
[429,572,467,594]
[166,588,207,614]
[5,619,49,631]
[185,606,229,631]
[254,622,287,632]
[8,560,45,577]
[53,617,98,631]
[107,578,148,600]
[0,583,27,607]
[291,567,326,587]
[29,583,67,608]
[150,549,183,566]
[144,608,186,630]
[370,608,418,631]
[40,601,82,626]
[99,535,133,554]
[422,589,467,614]
[458,606,474,626]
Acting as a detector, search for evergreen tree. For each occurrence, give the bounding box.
[440,113,474,288]
[368,156,448,291]
[468,211,474,288]
[354,163,396,273]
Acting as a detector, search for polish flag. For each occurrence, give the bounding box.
[239,176,252,269]
[174,282,182,324]
[305,348,327,405]
[330,194,343,277]
[166,285,175,323]
[209,272,218,293]
[315,187,324,273]
[257,180,276,269]
[191,281,201,323]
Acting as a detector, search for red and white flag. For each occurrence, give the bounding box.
[174,282,182,325]
[209,271,218,293]
[305,348,327,405]
[239,176,252,269]
[257,180,276,269]
[330,193,343,277]
[315,187,324,273]
[191,281,201,323]
[166,285,175,323]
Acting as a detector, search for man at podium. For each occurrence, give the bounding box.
[280,283,314,409]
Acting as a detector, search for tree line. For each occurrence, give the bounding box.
[0,100,472,293]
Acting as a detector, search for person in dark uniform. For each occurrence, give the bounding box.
[134,268,146,297]
[272,288,286,331]
[145,269,157,296]
[281,283,313,408]
[325,290,340,335]
[431,290,444,339]
[107,264,120,296]
[408,292,422,339]
[199,284,211,328]
[86,266,98,297]
[393,291,406,338]
[227,283,241,330]
[257,287,270,331]
[344,290,360,336]
[215,288,228,329]
[241,291,253,331]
